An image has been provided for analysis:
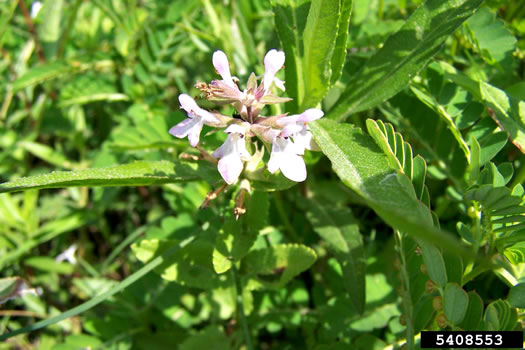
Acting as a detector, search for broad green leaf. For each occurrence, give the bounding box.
[459,291,483,330]
[306,198,365,314]
[479,82,525,154]
[508,283,525,308]
[243,244,317,288]
[349,274,400,331]
[328,0,484,120]
[465,7,517,65]
[443,283,469,325]
[271,0,310,112]
[310,119,471,256]
[132,237,219,289]
[0,160,214,193]
[213,191,269,274]
[301,0,340,109]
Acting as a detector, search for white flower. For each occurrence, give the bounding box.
[56,244,77,265]
[263,49,285,92]
[267,125,307,182]
[277,109,324,154]
[212,123,251,184]
[213,50,236,88]
[169,94,220,147]
[30,1,42,18]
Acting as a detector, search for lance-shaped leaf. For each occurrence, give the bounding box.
[0,160,218,193]
[310,119,471,256]
[328,0,484,121]
[271,0,310,112]
[301,0,342,109]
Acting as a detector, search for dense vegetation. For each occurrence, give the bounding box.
[0,0,524,349]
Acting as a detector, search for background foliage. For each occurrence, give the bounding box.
[0,0,524,349]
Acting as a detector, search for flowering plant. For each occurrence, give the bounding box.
[169,50,323,184]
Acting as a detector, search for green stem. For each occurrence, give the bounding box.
[395,230,414,350]
[232,263,253,350]
[273,192,300,242]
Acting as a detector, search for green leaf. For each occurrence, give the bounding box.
[328,0,484,120]
[310,119,471,256]
[243,244,317,288]
[443,251,463,285]
[19,141,81,170]
[508,283,525,308]
[24,256,75,274]
[271,0,310,112]
[0,236,195,341]
[0,160,211,193]
[39,0,64,43]
[301,0,341,109]
[306,198,365,314]
[421,244,447,288]
[213,191,269,274]
[459,291,484,330]
[464,7,517,65]
[329,0,353,86]
[443,283,469,326]
[132,236,220,289]
[484,299,517,331]
[479,82,525,154]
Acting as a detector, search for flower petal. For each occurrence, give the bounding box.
[169,117,201,138]
[187,122,203,147]
[178,94,219,125]
[218,154,243,184]
[279,152,307,182]
[263,49,285,91]
[212,50,235,88]
[297,108,324,123]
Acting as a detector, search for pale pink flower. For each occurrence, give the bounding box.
[169,94,220,147]
[263,49,285,92]
[212,123,251,184]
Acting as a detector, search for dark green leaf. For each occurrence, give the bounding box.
[443,283,469,325]
[306,198,365,314]
[0,160,211,193]
[328,0,484,120]
[310,119,471,256]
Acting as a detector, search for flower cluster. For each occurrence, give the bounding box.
[169,49,324,185]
